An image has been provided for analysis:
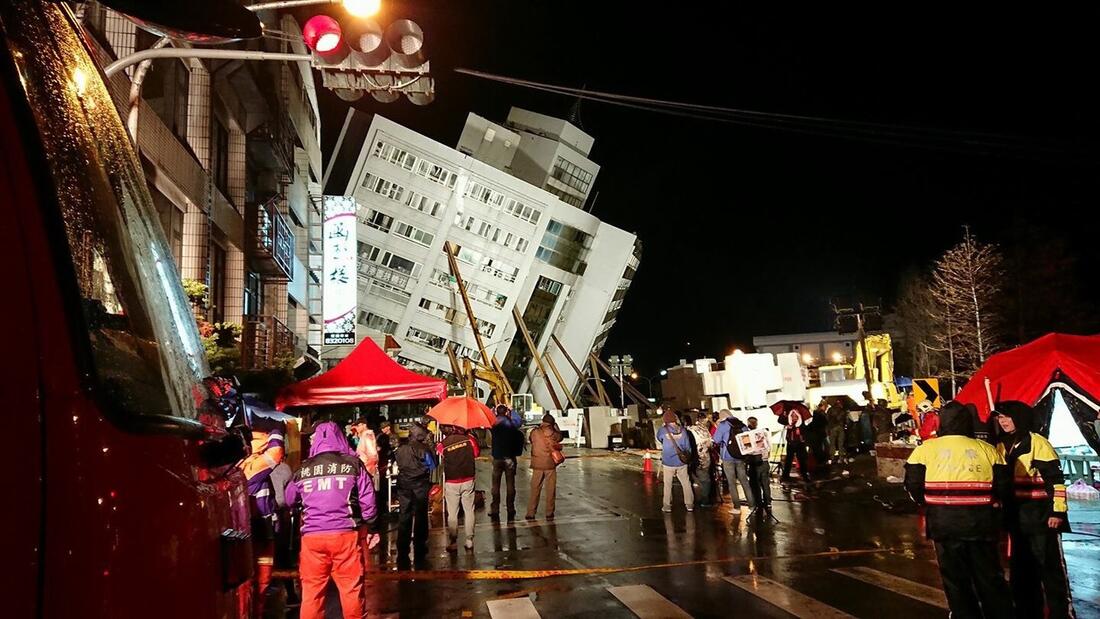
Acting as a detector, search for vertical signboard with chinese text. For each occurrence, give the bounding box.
[323,196,357,345]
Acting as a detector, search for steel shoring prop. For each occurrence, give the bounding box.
[588,355,612,407]
[542,350,578,410]
[550,334,601,404]
[511,307,562,410]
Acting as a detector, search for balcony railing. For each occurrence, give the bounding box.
[245,198,294,281]
[240,314,298,370]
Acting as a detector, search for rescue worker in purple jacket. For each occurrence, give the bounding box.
[285,421,377,619]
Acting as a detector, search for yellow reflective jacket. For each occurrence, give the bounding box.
[905,435,1011,540]
[997,432,1070,534]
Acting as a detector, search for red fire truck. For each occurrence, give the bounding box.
[1,1,254,616]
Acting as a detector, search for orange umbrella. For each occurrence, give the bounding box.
[427,396,496,429]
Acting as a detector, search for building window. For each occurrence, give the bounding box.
[394,221,434,246]
[535,219,592,275]
[243,271,262,316]
[379,251,420,277]
[209,243,226,323]
[212,117,229,197]
[357,311,399,334]
[546,185,584,208]
[359,208,394,232]
[406,326,447,352]
[550,156,593,194]
[368,280,411,305]
[404,191,442,217]
[361,172,405,201]
[152,190,183,270]
[143,57,189,144]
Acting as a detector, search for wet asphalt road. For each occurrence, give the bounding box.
[346,449,1100,618]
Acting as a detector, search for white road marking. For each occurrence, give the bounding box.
[831,566,948,609]
[486,597,541,619]
[723,575,855,618]
[608,584,693,619]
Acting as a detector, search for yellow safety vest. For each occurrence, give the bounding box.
[907,435,1005,506]
[997,432,1067,515]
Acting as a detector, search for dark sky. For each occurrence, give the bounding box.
[318,2,1100,374]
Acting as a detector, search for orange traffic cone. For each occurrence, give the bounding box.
[643,451,654,474]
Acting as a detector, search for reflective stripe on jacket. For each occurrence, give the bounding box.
[904,435,1010,540]
[997,432,1070,534]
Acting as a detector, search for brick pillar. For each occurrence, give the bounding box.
[228,127,247,212]
[186,64,211,169]
[224,247,245,326]
[181,202,209,286]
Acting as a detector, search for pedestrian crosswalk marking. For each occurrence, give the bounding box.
[608,584,693,619]
[831,566,948,610]
[486,597,541,619]
[723,575,855,618]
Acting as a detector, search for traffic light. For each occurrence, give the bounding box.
[302,16,434,105]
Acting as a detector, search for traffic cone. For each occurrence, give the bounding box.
[643,451,653,474]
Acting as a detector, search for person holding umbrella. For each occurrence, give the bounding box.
[436,424,480,551]
[426,397,498,550]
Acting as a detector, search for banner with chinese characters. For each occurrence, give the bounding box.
[323,196,357,346]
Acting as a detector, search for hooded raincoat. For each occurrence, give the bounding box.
[286,421,377,535]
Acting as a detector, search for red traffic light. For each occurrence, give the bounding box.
[303,15,347,60]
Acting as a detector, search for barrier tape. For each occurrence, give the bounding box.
[270,547,895,582]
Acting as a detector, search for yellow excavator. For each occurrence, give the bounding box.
[810,333,904,410]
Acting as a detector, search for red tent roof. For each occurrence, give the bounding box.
[955,333,1100,421]
[275,338,447,410]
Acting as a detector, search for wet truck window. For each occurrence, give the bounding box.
[0,2,209,420]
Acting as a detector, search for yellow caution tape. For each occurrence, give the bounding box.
[270,547,892,582]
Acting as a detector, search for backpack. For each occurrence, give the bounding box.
[725,419,745,459]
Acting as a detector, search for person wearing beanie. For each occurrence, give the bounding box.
[657,407,695,513]
[995,400,1075,619]
[525,413,563,520]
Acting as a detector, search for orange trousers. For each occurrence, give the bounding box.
[299,531,364,619]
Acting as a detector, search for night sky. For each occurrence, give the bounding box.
[317,2,1100,375]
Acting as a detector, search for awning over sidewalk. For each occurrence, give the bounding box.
[275,338,446,410]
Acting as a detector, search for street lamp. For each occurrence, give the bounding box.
[631,371,665,399]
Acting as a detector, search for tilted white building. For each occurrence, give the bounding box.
[324,108,640,407]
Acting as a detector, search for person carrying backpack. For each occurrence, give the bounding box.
[712,415,756,516]
[657,408,695,513]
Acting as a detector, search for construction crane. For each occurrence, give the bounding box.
[442,242,513,406]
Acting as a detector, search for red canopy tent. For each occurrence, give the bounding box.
[275,338,447,410]
[955,333,1100,452]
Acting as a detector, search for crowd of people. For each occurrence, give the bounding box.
[231,381,1073,619]
[656,408,775,520]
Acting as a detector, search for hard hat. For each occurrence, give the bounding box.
[396,426,411,439]
[916,400,935,413]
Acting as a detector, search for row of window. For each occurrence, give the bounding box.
[367,279,412,305]
[428,269,508,310]
[358,241,422,279]
[361,172,446,220]
[550,156,593,194]
[452,244,521,283]
[359,205,436,249]
[535,219,592,276]
[416,298,497,337]
[357,310,399,335]
[464,181,542,225]
[459,215,530,253]
[372,139,460,189]
[406,326,448,352]
[546,185,583,208]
